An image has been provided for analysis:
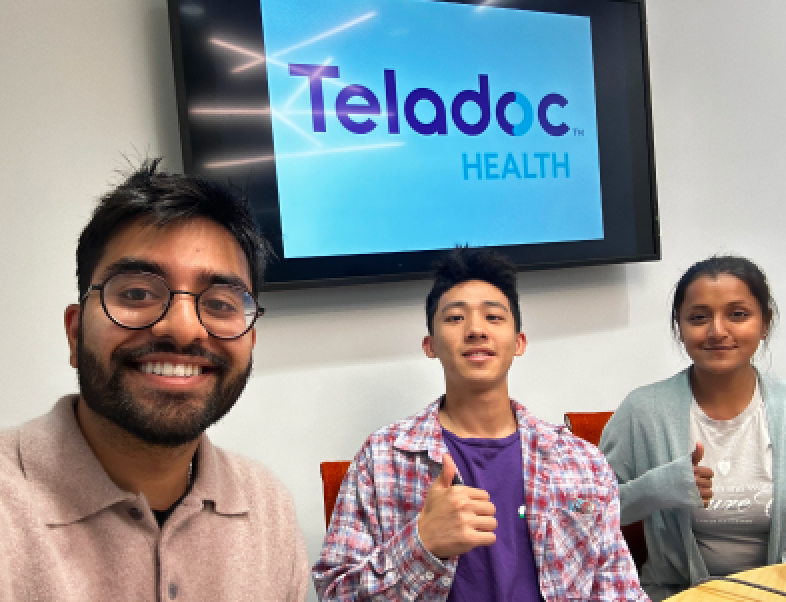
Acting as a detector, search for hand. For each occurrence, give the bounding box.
[417,453,497,559]
[692,442,714,508]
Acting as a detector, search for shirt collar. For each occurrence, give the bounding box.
[185,432,249,516]
[393,397,447,463]
[20,395,134,526]
[512,399,562,455]
[19,395,248,525]
[393,396,563,461]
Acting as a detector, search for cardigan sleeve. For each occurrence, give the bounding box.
[599,394,703,525]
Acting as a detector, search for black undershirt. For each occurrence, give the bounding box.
[152,454,198,527]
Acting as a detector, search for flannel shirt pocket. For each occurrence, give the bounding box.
[544,493,607,599]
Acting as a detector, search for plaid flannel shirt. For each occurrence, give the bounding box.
[313,399,648,601]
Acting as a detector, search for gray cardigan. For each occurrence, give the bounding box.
[599,367,786,601]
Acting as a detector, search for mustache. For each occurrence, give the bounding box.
[112,341,230,370]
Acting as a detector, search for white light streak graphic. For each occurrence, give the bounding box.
[210,37,264,61]
[271,12,376,58]
[202,17,397,170]
[208,38,289,73]
[475,0,498,12]
[233,12,376,73]
[283,57,334,109]
[191,107,271,116]
[205,142,405,169]
[270,108,323,146]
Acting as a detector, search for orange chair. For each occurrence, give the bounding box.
[564,411,648,572]
[320,461,351,529]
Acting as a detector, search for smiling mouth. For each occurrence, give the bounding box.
[137,362,211,377]
[463,350,495,359]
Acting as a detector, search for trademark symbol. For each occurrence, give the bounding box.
[573,128,584,137]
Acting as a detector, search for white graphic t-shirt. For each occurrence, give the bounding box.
[690,381,773,576]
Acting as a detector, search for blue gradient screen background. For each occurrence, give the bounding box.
[259,0,603,259]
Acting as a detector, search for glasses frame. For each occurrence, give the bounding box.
[80,272,265,340]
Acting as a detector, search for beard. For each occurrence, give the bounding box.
[77,331,252,448]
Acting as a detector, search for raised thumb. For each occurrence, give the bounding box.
[691,442,704,465]
[439,453,457,488]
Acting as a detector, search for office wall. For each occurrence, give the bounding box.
[1,1,785,599]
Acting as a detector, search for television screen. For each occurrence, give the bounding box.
[169,0,659,289]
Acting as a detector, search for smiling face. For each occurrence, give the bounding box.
[65,217,257,447]
[677,273,769,379]
[422,279,526,394]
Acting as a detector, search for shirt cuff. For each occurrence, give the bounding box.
[387,517,456,599]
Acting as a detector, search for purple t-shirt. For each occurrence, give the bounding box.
[442,428,544,602]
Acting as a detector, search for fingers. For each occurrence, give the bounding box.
[691,442,705,465]
[694,466,713,479]
[418,475,498,558]
[462,487,491,502]
[696,484,713,507]
[462,498,496,517]
[437,453,457,489]
[694,464,713,508]
[468,514,498,533]
[464,528,497,548]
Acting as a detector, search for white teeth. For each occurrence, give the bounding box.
[140,362,203,377]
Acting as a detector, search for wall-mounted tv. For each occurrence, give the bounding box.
[168,0,658,290]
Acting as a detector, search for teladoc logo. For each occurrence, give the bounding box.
[290,64,570,137]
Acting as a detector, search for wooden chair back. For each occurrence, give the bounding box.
[320,461,351,529]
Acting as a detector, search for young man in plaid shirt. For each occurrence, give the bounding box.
[313,248,646,601]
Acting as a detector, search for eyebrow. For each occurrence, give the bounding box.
[440,300,510,314]
[685,300,754,310]
[99,258,251,291]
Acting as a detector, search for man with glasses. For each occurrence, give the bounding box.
[0,160,309,600]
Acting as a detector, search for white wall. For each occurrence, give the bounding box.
[2,1,786,599]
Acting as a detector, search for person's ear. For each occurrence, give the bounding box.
[514,332,527,356]
[762,308,773,340]
[64,304,81,369]
[422,335,437,359]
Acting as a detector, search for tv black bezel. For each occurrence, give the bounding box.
[168,0,659,291]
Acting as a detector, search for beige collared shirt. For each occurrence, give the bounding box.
[0,395,309,601]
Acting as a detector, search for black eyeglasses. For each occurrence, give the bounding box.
[81,272,264,340]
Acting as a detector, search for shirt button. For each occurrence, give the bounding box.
[424,571,434,580]
[129,507,144,520]
[169,583,178,599]
[440,576,452,587]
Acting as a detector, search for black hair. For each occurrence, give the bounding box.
[671,255,777,339]
[76,159,271,298]
[425,247,521,334]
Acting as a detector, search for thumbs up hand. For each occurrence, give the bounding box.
[417,453,497,559]
[692,442,714,508]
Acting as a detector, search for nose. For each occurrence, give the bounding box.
[465,311,488,341]
[707,313,728,340]
[149,292,209,346]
